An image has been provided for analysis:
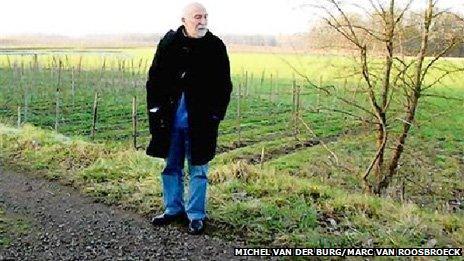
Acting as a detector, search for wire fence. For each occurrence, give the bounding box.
[0,54,357,157]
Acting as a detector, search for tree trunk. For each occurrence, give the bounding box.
[379,0,433,193]
[373,113,387,194]
[374,1,395,195]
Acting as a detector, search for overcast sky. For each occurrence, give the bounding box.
[1,0,463,36]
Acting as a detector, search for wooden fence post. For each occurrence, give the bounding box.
[244,70,248,97]
[19,61,28,123]
[260,69,265,97]
[6,55,11,70]
[110,60,115,89]
[317,76,323,113]
[296,83,301,137]
[137,58,143,75]
[33,54,38,72]
[23,90,28,123]
[237,82,242,146]
[71,66,76,108]
[260,147,265,169]
[17,106,21,128]
[91,92,99,139]
[269,73,273,102]
[292,79,296,137]
[132,59,137,89]
[54,60,62,132]
[250,73,254,96]
[99,58,106,86]
[132,96,138,149]
[55,88,60,132]
[77,56,83,78]
[275,71,279,101]
[120,60,126,85]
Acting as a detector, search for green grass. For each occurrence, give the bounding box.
[0,48,463,248]
[1,123,462,248]
[1,49,462,149]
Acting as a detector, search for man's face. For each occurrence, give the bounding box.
[182,5,208,38]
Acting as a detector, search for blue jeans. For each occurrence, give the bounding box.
[161,125,209,221]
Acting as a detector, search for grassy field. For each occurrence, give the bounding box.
[0,47,463,248]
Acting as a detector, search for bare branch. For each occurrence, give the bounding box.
[336,96,378,117]
[327,0,361,45]
[368,0,387,24]
[394,0,414,26]
[421,93,464,101]
[421,39,459,82]
[319,107,379,125]
[278,56,332,95]
[323,17,362,48]
[363,116,387,188]
[298,115,340,165]
[423,68,464,91]
[344,24,388,42]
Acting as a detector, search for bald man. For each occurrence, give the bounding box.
[146,2,232,235]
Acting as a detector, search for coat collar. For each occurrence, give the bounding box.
[175,25,213,41]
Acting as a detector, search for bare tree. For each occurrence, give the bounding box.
[308,2,464,56]
[304,0,464,195]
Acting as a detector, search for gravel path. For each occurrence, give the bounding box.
[0,167,253,260]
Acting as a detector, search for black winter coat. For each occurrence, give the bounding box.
[145,26,232,165]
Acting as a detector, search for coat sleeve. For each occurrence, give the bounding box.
[146,37,167,112]
[211,40,233,121]
[146,31,174,134]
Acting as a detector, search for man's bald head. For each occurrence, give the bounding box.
[182,2,206,19]
[181,2,208,38]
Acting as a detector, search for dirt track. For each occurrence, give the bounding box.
[0,167,254,260]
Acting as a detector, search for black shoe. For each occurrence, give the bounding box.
[188,219,205,235]
[151,212,187,226]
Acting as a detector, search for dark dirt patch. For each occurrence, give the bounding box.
[0,168,259,260]
[239,134,341,165]
[216,131,292,154]
[227,128,364,165]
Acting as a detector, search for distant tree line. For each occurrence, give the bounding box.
[0,34,283,48]
[308,9,464,57]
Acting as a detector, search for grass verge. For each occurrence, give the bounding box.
[0,123,462,248]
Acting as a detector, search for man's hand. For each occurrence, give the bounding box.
[211,114,220,121]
